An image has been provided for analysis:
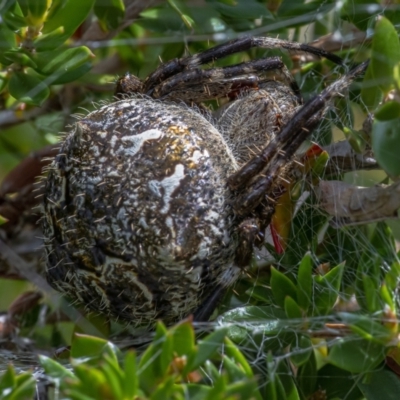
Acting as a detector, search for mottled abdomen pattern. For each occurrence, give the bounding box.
[42,98,240,325]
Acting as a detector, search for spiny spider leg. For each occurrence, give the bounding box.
[229,60,370,215]
[153,57,302,103]
[234,115,321,215]
[144,36,344,94]
[193,285,227,322]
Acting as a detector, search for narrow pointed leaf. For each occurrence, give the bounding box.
[297,252,313,311]
[271,266,297,308]
[9,70,49,105]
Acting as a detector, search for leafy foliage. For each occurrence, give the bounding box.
[36,322,261,400]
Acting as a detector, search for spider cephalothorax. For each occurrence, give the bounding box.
[42,36,368,326]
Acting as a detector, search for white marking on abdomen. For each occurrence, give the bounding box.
[120,129,163,157]
[148,164,185,214]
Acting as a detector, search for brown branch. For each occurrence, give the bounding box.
[318,179,400,227]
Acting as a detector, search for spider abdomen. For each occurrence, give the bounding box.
[42,97,240,325]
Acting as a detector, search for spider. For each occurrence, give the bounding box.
[42,36,369,326]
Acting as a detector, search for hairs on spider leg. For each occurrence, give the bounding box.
[143,36,344,93]
[193,284,228,322]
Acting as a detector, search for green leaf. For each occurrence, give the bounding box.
[139,6,188,33]
[64,388,98,400]
[273,359,300,400]
[225,379,260,399]
[72,364,106,398]
[39,355,75,379]
[371,222,396,260]
[167,0,195,30]
[2,2,27,30]
[224,323,248,343]
[271,266,297,308]
[317,364,363,400]
[362,274,381,313]
[211,0,273,20]
[385,261,400,293]
[204,359,221,383]
[313,262,344,315]
[19,0,51,25]
[223,356,249,382]
[310,149,329,177]
[28,0,51,22]
[6,372,36,400]
[0,214,8,225]
[0,365,16,391]
[245,284,273,303]
[343,127,367,154]
[71,333,119,366]
[221,306,291,349]
[265,375,278,400]
[94,0,125,31]
[328,338,385,373]
[150,376,176,400]
[0,0,18,14]
[371,16,400,94]
[49,61,92,85]
[9,69,50,105]
[284,296,303,319]
[42,0,96,42]
[4,49,37,68]
[372,119,400,177]
[100,359,123,399]
[16,0,29,17]
[340,0,379,31]
[138,322,173,395]
[290,335,312,367]
[0,24,16,65]
[297,350,317,397]
[359,369,400,400]
[296,252,313,311]
[204,374,227,399]
[278,0,334,21]
[360,62,383,111]
[181,384,212,400]
[224,337,254,379]
[187,328,228,371]
[170,319,195,357]
[265,355,287,400]
[339,312,393,345]
[36,46,94,76]
[375,101,400,121]
[33,27,66,52]
[356,254,382,310]
[380,283,395,310]
[122,351,138,398]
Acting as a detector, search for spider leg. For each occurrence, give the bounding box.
[194,216,265,321]
[152,57,302,103]
[144,36,344,93]
[229,60,370,216]
[192,285,227,322]
[114,72,144,97]
[235,218,261,267]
